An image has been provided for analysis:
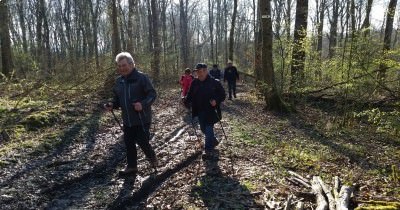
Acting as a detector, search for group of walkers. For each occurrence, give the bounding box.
[105,52,240,176]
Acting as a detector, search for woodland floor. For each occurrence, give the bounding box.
[0,83,399,209]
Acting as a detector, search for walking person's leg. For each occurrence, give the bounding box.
[121,126,138,174]
[233,81,237,98]
[135,124,157,168]
[227,81,233,99]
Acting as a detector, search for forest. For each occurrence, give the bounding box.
[0,0,399,209]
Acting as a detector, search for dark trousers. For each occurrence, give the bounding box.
[227,80,236,98]
[123,123,156,169]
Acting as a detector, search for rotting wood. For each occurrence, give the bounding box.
[317,176,335,210]
[311,176,328,210]
[284,194,293,210]
[336,185,353,210]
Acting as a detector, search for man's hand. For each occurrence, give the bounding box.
[210,99,217,107]
[104,102,113,111]
[133,102,143,111]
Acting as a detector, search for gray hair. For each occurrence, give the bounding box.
[115,52,135,64]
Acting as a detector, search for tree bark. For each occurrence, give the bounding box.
[0,0,13,78]
[151,0,160,83]
[179,0,189,67]
[328,0,339,58]
[228,0,238,62]
[378,0,397,81]
[111,0,121,58]
[290,0,308,92]
[361,0,373,36]
[260,0,286,111]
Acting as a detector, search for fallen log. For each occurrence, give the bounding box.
[336,185,353,210]
[288,170,311,186]
[312,176,328,210]
[317,176,335,210]
[355,200,400,210]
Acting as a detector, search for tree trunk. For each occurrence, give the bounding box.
[179,0,189,67]
[0,0,13,78]
[111,0,121,58]
[260,0,286,111]
[290,0,308,92]
[328,0,339,58]
[361,0,373,36]
[16,0,28,53]
[316,0,325,54]
[228,0,238,62]
[378,0,397,81]
[151,0,160,83]
[208,0,215,63]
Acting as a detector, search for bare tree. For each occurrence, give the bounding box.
[179,0,189,67]
[0,0,13,78]
[378,0,397,81]
[260,0,285,111]
[361,0,373,36]
[228,0,238,62]
[111,0,121,58]
[151,0,161,82]
[328,0,339,58]
[316,0,326,54]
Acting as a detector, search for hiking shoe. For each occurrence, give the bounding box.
[202,150,216,160]
[119,166,137,175]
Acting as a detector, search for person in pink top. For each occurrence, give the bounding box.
[180,68,194,98]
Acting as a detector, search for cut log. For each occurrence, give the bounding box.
[317,176,336,210]
[336,185,353,210]
[333,176,340,200]
[312,176,328,210]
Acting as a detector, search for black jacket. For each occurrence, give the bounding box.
[209,68,222,80]
[112,69,157,127]
[185,75,226,124]
[224,66,239,82]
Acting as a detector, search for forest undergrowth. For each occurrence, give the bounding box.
[0,79,399,209]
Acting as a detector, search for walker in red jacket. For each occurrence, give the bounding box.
[180,68,194,98]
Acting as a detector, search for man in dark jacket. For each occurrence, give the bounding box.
[105,52,157,175]
[209,64,222,80]
[223,60,239,100]
[185,63,226,158]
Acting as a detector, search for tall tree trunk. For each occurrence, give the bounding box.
[179,0,189,67]
[378,0,397,81]
[151,0,160,83]
[316,0,326,54]
[111,0,121,58]
[146,0,154,53]
[285,0,292,40]
[260,0,285,111]
[328,0,339,58]
[290,0,309,92]
[208,0,215,63]
[0,0,13,78]
[16,0,28,53]
[361,0,373,36]
[228,0,238,62]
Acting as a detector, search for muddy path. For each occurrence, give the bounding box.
[0,88,242,209]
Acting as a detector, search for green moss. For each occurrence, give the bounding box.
[21,110,59,131]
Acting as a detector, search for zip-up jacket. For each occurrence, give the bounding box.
[185,75,226,124]
[112,69,157,127]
